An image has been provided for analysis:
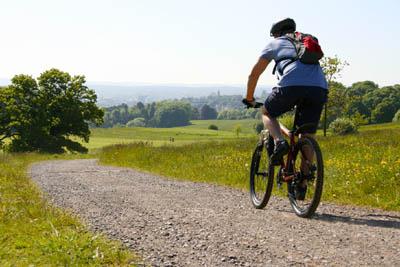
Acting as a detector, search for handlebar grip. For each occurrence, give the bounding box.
[242,98,263,109]
[254,102,263,108]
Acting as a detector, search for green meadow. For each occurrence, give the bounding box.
[98,121,400,211]
[86,119,258,150]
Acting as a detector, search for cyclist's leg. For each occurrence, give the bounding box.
[263,87,298,140]
[296,87,327,175]
[298,133,315,175]
[261,106,282,140]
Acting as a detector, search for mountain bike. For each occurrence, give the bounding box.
[248,102,323,218]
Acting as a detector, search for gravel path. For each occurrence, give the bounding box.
[29,159,400,266]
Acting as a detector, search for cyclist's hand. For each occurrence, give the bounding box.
[242,98,263,109]
[242,98,256,108]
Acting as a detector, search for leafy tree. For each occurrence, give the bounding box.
[393,109,400,123]
[190,107,200,120]
[321,81,348,125]
[0,69,103,153]
[364,85,400,123]
[153,101,191,127]
[200,104,218,120]
[111,109,122,125]
[320,55,349,136]
[217,109,242,120]
[136,101,145,110]
[0,75,43,150]
[126,117,146,127]
[371,99,398,123]
[347,81,378,97]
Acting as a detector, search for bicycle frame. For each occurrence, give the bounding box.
[279,123,297,182]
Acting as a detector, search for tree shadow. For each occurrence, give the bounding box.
[314,212,400,230]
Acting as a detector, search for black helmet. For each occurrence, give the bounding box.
[270,18,296,37]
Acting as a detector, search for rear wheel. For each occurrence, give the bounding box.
[249,138,274,209]
[288,136,323,218]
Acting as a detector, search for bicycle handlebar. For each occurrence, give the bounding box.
[242,98,264,109]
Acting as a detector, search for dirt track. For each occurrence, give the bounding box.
[30,159,400,266]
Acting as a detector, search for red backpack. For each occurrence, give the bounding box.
[272,32,324,75]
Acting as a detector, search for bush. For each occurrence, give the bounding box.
[393,109,400,123]
[208,124,218,130]
[329,117,358,135]
[253,121,264,134]
[126,117,146,127]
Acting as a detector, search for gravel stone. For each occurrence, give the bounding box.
[30,159,400,266]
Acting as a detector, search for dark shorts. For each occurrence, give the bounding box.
[264,86,328,133]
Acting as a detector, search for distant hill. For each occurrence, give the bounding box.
[88,83,272,107]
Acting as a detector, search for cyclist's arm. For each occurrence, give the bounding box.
[246,57,270,101]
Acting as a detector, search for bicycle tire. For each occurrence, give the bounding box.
[249,138,274,209]
[288,136,323,218]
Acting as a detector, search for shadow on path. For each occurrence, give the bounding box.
[315,212,400,230]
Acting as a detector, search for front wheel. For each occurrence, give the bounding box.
[288,136,323,218]
[249,139,274,209]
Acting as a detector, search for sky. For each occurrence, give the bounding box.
[1,0,400,87]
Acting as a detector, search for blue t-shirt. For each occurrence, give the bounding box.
[260,37,328,89]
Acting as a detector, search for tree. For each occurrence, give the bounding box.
[0,69,103,153]
[393,109,400,123]
[190,107,200,120]
[363,85,400,123]
[126,117,146,127]
[322,81,348,125]
[200,104,217,120]
[0,75,42,150]
[371,99,398,123]
[153,101,191,127]
[320,56,349,136]
[347,81,378,97]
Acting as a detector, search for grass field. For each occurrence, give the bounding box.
[86,119,258,150]
[98,122,400,211]
[0,153,136,266]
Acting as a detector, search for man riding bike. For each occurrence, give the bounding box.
[243,18,328,199]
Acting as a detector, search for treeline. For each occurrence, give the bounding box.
[100,80,400,128]
[102,93,266,128]
[325,81,400,125]
[101,101,220,128]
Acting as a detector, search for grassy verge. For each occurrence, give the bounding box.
[0,153,136,266]
[98,125,400,211]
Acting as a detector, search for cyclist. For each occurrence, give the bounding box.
[243,18,328,199]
